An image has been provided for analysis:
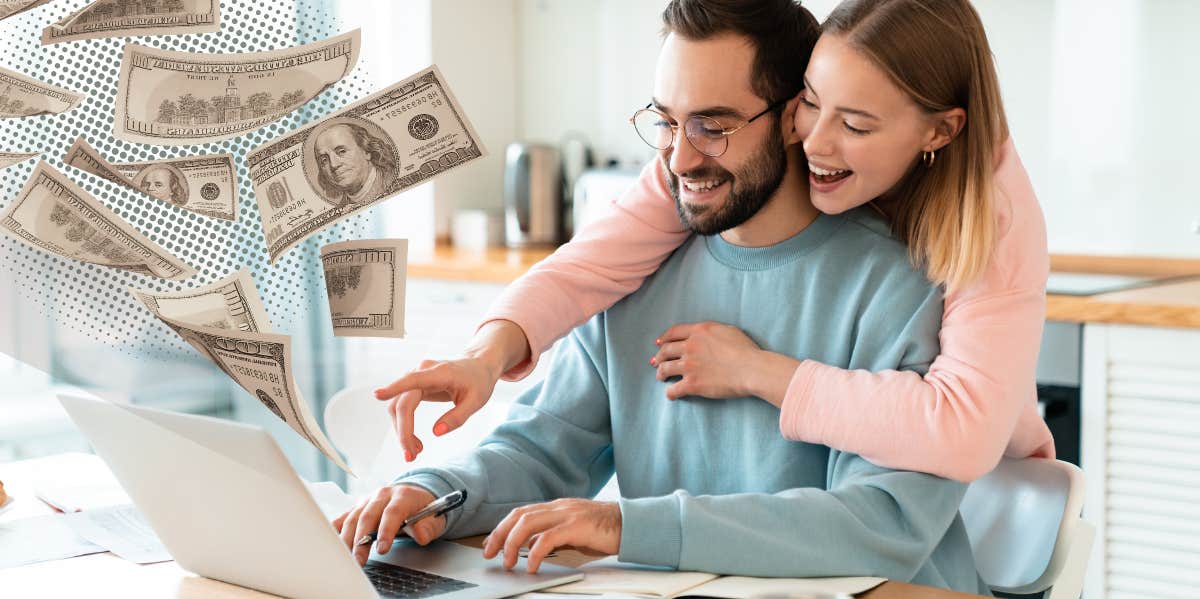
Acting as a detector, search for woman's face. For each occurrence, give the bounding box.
[794,33,942,214]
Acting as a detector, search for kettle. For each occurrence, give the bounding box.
[504,142,563,247]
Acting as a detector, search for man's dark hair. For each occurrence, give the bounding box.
[661,0,820,106]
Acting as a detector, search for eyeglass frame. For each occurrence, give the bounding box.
[628,98,787,157]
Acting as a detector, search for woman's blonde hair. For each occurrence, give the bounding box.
[823,0,1008,293]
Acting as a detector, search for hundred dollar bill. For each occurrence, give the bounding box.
[43,0,219,45]
[65,137,239,221]
[248,65,485,262]
[129,268,270,333]
[138,310,353,475]
[0,161,196,281]
[0,65,85,118]
[320,239,407,338]
[0,152,39,170]
[0,0,53,21]
[114,30,361,146]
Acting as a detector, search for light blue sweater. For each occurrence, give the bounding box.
[398,208,987,594]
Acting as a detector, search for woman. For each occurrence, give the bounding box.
[376,0,1054,483]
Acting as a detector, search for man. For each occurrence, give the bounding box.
[336,0,983,592]
[313,121,396,206]
[137,165,188,206]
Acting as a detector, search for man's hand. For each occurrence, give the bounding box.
[332,484,444,566]
[482,498,621,574]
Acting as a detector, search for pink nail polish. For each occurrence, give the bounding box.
[649,358,657,366]
[405,451,414,462]
[433,422,449,436]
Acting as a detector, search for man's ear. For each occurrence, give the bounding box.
[780,93,804,145]
[925,107,966,152]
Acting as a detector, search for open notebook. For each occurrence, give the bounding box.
[544,556,885,598]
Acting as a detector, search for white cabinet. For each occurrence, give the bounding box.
[1081,324,1200,599]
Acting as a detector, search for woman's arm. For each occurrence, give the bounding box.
[377,158,689,459]
[778,138,1054,482]
[482,158,690,379]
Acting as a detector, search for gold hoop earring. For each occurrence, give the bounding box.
[922,149,937,168]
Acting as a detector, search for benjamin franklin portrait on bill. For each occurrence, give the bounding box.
[134,164,189,206]
[303,118,399,208]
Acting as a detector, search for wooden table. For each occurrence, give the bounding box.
[0,457,982,598]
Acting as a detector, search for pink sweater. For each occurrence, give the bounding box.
[483,138,1054,482]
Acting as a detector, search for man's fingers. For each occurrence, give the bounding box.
[502,511,555,571]
[332,509,349,532]
[375,499,409,555]
[484,505,529,559]
[655,359,685,382]
[525,528,564,574]
[339,503,365,549]
[656,323,696,345]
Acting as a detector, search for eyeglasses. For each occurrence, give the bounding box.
[629,99,785,157]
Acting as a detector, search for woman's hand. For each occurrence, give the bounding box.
[376,320,531,461]
[651,321,801,407]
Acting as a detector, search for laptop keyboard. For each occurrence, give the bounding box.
[363,562,478,598]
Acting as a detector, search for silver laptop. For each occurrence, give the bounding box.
[58,394,582,599]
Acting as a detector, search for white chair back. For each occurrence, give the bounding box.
[960,458,1094,598]
[324,385,510,493]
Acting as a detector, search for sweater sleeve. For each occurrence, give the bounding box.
[779,138,1054,482]
[394,317,616,539]
[618,451,969,582]
[480,159,689,380]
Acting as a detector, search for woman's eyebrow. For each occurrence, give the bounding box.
[802,78,881,121]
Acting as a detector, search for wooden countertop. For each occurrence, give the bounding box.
[409,243,555,284]
[413,245,1200,328]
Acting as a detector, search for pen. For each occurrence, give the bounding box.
[355,489,467,548]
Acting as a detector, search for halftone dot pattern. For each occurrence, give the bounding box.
[0,0,384,361]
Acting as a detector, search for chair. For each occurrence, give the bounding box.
[960,458,1095,599]
[324,385,510,494]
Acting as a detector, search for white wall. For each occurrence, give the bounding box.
[511,0,1200,258]
[431,0,519,231]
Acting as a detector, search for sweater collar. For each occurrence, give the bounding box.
[704,212,844,270]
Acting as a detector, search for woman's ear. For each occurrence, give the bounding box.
[925,107,966,152]
[781,93,804,145]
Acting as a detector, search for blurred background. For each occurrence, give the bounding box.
[1,4,1199,595]
[3,0,1198,462]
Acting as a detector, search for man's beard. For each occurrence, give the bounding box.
[666,124,787,236]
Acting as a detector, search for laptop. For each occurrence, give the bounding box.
[58,394,583,599]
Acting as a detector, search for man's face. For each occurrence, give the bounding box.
[653,33,788,236]
[316,125,371,194]
[142,169,174,202]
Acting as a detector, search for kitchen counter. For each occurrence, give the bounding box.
[409,243,555,284]
[1046,254,1200,328]
[412,245,1200,328]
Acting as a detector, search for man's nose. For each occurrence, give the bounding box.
[667,129,705,177]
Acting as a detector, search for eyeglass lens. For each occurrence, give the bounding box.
[631,110,729,157]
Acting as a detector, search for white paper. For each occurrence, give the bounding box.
[305,480,355,521]
[0,514,105,569]
[547,556,885,599]
[31,452,130,512]
[61,504,170,564]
